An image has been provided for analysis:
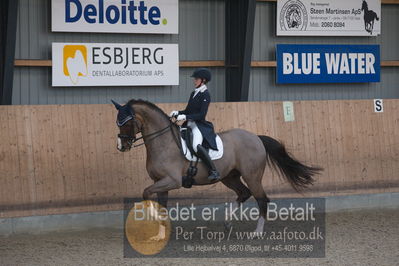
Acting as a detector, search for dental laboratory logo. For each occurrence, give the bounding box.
[51,0,179,34]
[63,45,88,84]
[52,42,179,86]
[279,0,308,31]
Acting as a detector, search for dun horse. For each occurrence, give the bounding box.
[113,99,322,234]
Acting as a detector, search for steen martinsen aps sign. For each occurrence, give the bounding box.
[276,44,380,84]
[277,0,380,36]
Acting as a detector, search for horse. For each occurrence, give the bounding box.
[361,0,379,35]
[112,99,322,234]
[287,9,301,29]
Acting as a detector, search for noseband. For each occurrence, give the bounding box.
[117,116,139,142]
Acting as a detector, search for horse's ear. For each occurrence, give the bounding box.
[111,100,122,110]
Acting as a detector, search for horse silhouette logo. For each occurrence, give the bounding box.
[361,0,379,35]
[280,0,308,31]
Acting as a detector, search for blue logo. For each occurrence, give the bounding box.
[65,0,163,25]
[276,44,380,84]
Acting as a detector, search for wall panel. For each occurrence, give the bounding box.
[0,100,398,218]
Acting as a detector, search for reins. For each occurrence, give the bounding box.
[129,123,173,148]
[123,118,182,149]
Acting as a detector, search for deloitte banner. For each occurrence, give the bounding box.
[52,43,179,87]
[276,44,380,84]
[51,0,178,34]
[277,0,381,36]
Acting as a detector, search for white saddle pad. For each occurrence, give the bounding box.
[180,132,224,162]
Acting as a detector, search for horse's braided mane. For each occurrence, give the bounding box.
[127,99,170,121]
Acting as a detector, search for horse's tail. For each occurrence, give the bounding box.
[258,135,322,191]
[371,11,379,21]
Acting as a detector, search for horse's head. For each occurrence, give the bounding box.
[111,100,143,152]
[361,0,368,11]
[286,9,301,29]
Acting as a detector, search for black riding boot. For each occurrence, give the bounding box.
[196,144,220,181]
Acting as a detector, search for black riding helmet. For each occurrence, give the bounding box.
[191,68,212,83]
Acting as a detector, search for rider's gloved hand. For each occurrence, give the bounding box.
[176,115,186,121]
[169,110,179,117]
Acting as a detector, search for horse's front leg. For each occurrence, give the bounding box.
[142,177,180,241]
[370,20,374,35]
[157,191,169,208]
[143,176,180,201]
[365,20,370,33]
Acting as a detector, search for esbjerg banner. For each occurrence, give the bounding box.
[51,0,178,34]
[277,0,381,36]
[276,44,380,84]
[52,43,179,87]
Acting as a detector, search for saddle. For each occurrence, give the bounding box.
[179,126,223,162]
[180,127,196,158]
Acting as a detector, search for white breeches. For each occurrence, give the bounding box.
[187,121,203,152]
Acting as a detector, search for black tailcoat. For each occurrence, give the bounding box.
[179,89,218,150]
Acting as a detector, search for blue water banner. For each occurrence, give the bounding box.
[276,44,380,84]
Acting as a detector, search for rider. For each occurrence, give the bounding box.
[169,68,220,182]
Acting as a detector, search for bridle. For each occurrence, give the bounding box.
[117,112,180,149]
[117,117,141,148]
[118,123,173,148]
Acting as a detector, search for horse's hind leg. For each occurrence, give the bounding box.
[221,170,252,230]
[221,169,252,204]
[241,173,270,234]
